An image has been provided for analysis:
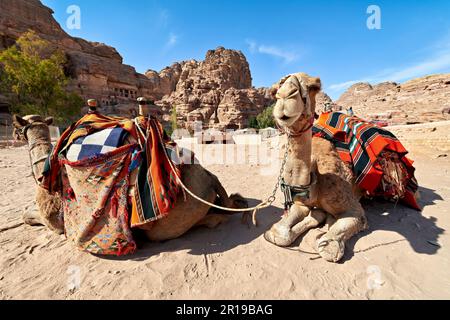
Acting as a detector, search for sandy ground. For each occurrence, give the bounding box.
[0,122,449,300]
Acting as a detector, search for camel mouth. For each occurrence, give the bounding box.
[276,113,300,127]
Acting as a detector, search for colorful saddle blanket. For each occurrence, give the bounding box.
[312,112,420,210]
[61,145,137,256]
[42,113,181,256]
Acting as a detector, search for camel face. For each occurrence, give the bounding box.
[273,76,306,127]
[272,73,321,129]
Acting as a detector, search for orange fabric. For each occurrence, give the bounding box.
[130,117,181,227]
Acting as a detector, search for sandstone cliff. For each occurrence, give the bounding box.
[3,1,448,130]
[0,0,274,129]
[154,47,273,130]
[0,0,160,109]
[335,74,450,124]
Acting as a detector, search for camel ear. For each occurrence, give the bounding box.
[306,77,322,93]
[44,117,54,126]
[269,85,279,99]
[293,73,322,93]
[12,115,28,128]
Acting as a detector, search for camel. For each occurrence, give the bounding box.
[264,73,368,263]
[12,114,247,243]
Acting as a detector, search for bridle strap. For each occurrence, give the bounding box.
[20,121,52,184]
[277,116,315,138]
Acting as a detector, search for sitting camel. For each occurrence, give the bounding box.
[264,73,368,262]
[13,114,246,242]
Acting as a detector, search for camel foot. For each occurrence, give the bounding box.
[316,236,345,263]
[23,211,44,227]
[264,225,295,247]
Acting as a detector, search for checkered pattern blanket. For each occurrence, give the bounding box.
[66,127,128,162]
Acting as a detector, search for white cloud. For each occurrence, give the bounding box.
[166,32,178,48]
[158,9,169,28]
[246,40,299,63]
[328,36,450,94]
[328,80,362,92]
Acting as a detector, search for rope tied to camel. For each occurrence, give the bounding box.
[134,117,293,226]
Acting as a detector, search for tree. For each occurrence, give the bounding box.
[164,105,178,137]
[248,116,259,129]
[171,105,178,131]
[0,31,83,125]
[249,105,275,129]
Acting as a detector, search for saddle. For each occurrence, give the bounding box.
[42,113,181,256]
[312,112,420,211]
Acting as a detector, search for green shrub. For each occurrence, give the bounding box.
[0,31,83,126]
[249,105,275,129]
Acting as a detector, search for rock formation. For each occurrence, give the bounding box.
[3,1,448,130]
[155,47,273,130]
[335,74,450,124]
[315,92,342,112]
[0,0,160,112]
[0,0,274,129]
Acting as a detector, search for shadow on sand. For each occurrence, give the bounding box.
[100,186,444,263]
[342,186,445,262]
[100,198,283,262]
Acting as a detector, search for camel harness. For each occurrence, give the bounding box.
[280,173,317,211]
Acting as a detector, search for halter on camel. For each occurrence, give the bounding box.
[274,74,319,212]
[17,119,53,184]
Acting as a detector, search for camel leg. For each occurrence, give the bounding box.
[23,210,44,226]
[290,208,327,238]
[35,188,64,234]
[195,214,230,229]
[264,204,310,247]
[316,204,367,262]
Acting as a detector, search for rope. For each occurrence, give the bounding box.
[281,238,408,261]
[143,118,291,225]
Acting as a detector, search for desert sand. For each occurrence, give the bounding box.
[0,122,449,300]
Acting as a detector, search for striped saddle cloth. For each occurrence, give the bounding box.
[313,112,420,210]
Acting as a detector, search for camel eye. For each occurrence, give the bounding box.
[285,88,299,99]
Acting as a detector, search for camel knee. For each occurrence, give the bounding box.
[325,205,367,241]
[291,209,326,235]
[36,187,64,234]
[264,205,311,247]
[279,204,310,228]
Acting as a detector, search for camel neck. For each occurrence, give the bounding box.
[284,128,312,186]
[27,136,52,184]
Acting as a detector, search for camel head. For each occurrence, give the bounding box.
[12,115,53,143]
[12,114,53,183]
[271,72,321,130]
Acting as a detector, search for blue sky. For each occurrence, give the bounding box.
[42,0,450,99]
